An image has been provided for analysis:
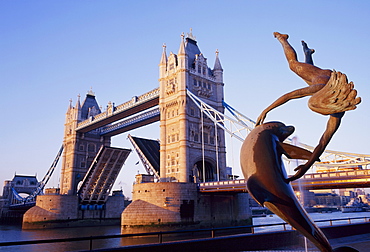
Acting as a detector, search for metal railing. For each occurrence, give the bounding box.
[1,216,369,250]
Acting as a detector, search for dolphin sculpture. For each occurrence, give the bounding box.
[240,121,333,252]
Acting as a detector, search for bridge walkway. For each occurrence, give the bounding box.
[76,88,159,134]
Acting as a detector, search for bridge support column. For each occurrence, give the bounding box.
[22,193,126,229]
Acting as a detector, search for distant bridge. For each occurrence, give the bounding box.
[199,169,370,193]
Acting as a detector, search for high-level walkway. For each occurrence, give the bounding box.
[76,88,159,135]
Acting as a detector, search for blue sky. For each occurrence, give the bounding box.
[1,1,369,197]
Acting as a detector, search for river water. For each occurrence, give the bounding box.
[1,211,370,251]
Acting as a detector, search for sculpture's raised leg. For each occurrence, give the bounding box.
[273,32,332,86]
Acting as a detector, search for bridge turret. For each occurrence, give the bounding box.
[159,30,227,183]
[75,94,81,121]
[64,95,81,136]
[177,33,188,70]
[159,44,167,79]
[61,90,110,195]
[213,49,223,82]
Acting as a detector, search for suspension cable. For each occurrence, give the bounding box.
[201,106,205,182]
[215,118,220,181]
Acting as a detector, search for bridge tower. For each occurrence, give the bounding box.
[60,90,111,195]
[159,31,227,183]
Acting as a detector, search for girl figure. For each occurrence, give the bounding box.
[256,32,361,181]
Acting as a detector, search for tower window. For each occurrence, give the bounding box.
[193,79,197,86]
[88,144,95,152]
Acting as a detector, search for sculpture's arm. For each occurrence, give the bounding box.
[287,114,343,182]
[256,84,325,125]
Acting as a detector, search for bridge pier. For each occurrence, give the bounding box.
[22,192,126,229]
[121,182,252,232]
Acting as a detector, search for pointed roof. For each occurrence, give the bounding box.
[75,94,81,109]
[159,43,167,65]
[185,36,201,69]
[67,98,73,112]
[178,33,186,55]
[213,49,223,71]
[80,91,101,120]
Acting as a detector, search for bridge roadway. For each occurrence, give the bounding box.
[75,88,159,134]
[199,169,370,193]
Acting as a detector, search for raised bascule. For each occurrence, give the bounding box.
[13,31,370,230]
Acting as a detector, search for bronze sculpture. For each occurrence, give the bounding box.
[256,32,361,181]
[241,33,361,252]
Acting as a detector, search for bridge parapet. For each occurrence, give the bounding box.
[115,88,159,112]
[91,112,108,122]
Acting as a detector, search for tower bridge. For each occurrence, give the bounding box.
[16,31,370,229]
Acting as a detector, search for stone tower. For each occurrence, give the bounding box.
[60,90,111,195]
[159,31,227,183]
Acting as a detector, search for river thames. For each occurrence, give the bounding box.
[1,211,370,251]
